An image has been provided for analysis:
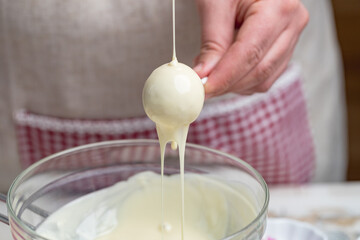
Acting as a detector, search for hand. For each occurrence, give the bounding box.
[193,0,309,98]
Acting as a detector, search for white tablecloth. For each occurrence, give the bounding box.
[268,182,360,239]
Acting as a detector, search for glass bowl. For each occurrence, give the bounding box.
[1,139,269,240]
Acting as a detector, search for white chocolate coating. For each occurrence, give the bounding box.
[142,60,204,128]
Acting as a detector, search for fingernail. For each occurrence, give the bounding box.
[201,77,208,84]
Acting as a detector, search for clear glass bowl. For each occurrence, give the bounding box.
[4,139,269,240]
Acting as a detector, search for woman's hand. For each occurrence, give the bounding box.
[193,0,309,98]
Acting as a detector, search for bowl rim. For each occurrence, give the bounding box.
[7,139,269,239]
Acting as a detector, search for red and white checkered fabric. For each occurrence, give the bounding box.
[15,66,315,184]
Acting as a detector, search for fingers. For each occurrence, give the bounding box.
[232,27,300,94]
[203,0,309,98]
[234,3,308,94]
[204,2,288,97]
[193,0,236,78]
[237,54,292,95]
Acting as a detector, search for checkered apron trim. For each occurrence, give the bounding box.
[15,65,315,185]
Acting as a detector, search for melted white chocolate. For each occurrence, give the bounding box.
[142,59,204,239]
[142,1,204,238]
[36,172,258,240]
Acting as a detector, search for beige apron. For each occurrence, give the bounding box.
[0,0,347,191]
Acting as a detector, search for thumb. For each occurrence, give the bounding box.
[193,0,235,78]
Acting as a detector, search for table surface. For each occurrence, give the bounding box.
[1,182,360,240]
[268,182,360,240]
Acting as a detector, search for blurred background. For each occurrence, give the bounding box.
[0,0,358,187]
[331,0,360,180]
